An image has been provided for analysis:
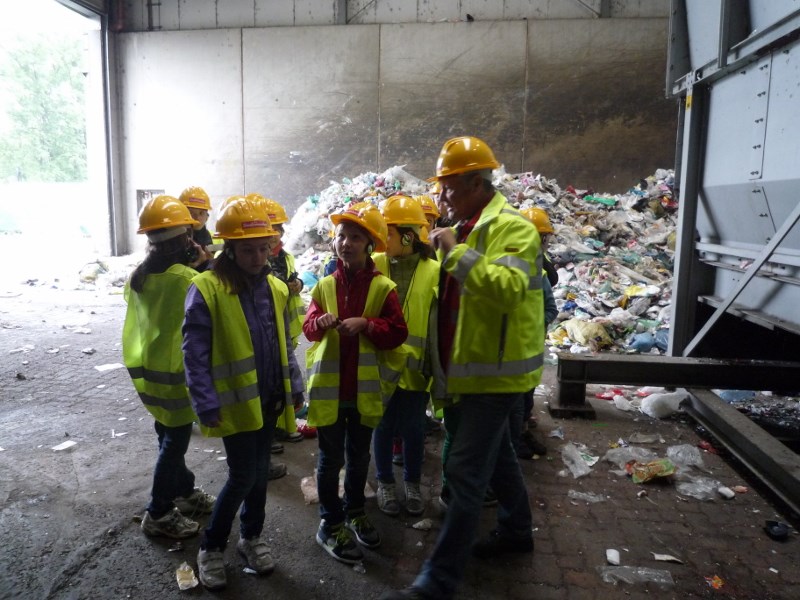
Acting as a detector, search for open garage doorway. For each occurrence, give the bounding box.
[0,0,112,287]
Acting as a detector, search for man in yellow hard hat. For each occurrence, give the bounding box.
[381,136,544,600]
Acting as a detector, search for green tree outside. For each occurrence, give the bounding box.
[0,33,87,182]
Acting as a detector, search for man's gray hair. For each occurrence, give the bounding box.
[461,169,494,191]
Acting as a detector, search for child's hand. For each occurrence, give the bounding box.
[316,313,339,330]
[337,317,367,336]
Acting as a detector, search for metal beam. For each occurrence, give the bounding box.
[682,388,800,517]
[552,353,800,416]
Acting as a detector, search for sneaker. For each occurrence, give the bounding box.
[379,587,433,600]
[298,423,317,438]
[173,488,216,516]
[472,528,534,559]
[316,521,364,564]
[197,548,226,590]
[345,513,381,548]
[141,507,199,539]
[274,428,301,442]
[376,482,400,516]
[268,462,287,480]
[236,535,275,574]
[271,441,284,454]
[404,482,424,516]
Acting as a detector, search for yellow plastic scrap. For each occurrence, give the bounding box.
[623,285,647,297]
[561,318,613,348]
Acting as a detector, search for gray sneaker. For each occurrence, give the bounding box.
[236,535,275,574]
[197,548,226,590]
[377,482,400,516]
[141,508,199,539]
[404,482,424,516]
[173,488,216,517]
[268,462,287,480]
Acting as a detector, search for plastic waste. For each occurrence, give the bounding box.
[675,475,720,500]
[596,566,675,588]
[568,490,606,503]
[176,561,199,590]
[640,391,688,419]
[561,443,593,478]
[628,332,654,352]
[606,549,620,565]
[666,444,705,470]
[603,446,657,469]
[715,389,757,403]
[549,427,565,439]
[625,458,676,483]
[764,520,790,541]
[613,395,636,412]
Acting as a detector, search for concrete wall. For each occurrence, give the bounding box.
[116,12,675,252]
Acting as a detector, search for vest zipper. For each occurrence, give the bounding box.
[498,314,508,368]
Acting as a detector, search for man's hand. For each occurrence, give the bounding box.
[429,227,456,255]
[287,279,303,294]
[315,313,340,330]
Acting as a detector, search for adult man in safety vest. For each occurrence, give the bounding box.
[381,136,544,600]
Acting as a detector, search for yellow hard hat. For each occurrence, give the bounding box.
[381,195,428,227]
[521,207,554,234]
[432,136,500,180]
[138,195,198,234]
[215,197,279,240]
[330,201,388,252]
[244,194,288,224]
[179,186,212,211]
[414,195,440,219]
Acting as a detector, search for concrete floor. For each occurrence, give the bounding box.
[1,283,798,599]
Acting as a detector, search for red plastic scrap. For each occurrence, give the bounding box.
[698,440,720,454]
[595,388,625,400]
[705,575,724,589]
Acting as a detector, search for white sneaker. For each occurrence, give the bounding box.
[174,488,216,516]
[236,535,275,574]
[197,548,226,590]
[377,482,400,516]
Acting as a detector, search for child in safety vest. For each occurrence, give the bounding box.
[183,197,306,590]
[246,193,312,444]
[179,186,216,270]
[372,195,439,517]
[122,195,215,540]
[302,202,408,564]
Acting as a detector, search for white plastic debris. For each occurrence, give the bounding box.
[606,549,621,565]
[561,443,595,478]
[651,552,683,564]
[52,440,77,451]
[176,561,199,589]
[568,490,606,504]
[640,391,688,419]
[94,363,124,372]
[412,519,433,531]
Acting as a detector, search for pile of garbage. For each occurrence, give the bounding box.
[284,165,677,355]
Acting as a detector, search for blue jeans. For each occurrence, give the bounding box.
[202,412,278,550]
[148,421,195,518]
[373,388,428,483]
[316,406,374,526]
[413,393,532,599]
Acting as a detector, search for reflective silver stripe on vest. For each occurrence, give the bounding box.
[290,304,306,319]
[217,382,259,407]
[308,359,339,377]
[405,334,425,350]
[448,353,544,379]
[493,255,530,275]
[138,392,193,411]
[451,247,480,284]
[406,356,424,372]
[500,208,520,216]
[357,379,382,393]
[127,366,185,386]
[212,356,257,380]
[309,386,339,401]
[359,353,378,367]
[528,276,543,290]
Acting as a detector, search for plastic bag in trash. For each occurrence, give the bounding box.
[640,391,688,418]
[603,446,658,470]
[625,458,676,483]
[675,475,720,500]
[561,443,594,478]
[666,444,705,470]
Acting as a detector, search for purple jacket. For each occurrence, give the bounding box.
[183,272,304,423]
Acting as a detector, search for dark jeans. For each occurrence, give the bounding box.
[202,412,278,550]
[316,406,374,526]
[414,393,532,599]
[373,388,428,483]
[148,421,195,518]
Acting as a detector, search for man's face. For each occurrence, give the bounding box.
[437,173,481,222]
[232,237,271,275]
